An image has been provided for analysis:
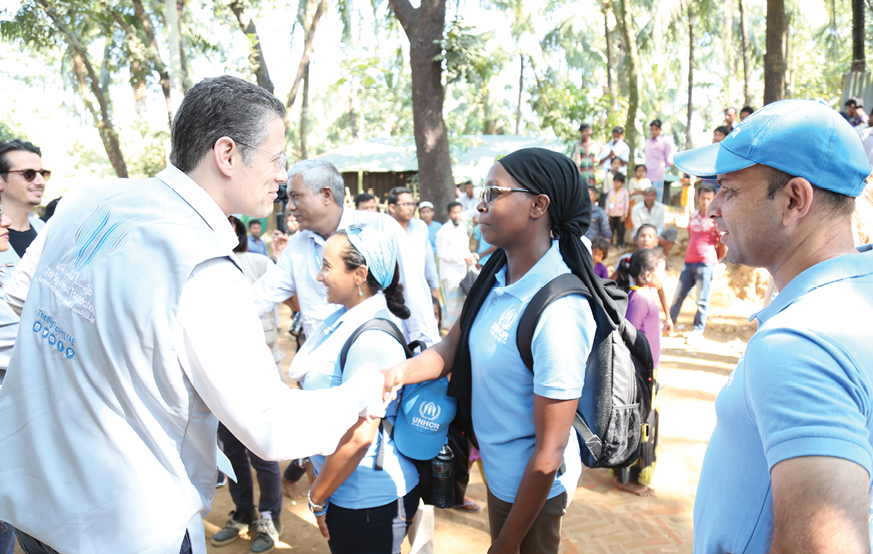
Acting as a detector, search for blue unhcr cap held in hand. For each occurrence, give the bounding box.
[674,99,873,197]
[392,377,457,461]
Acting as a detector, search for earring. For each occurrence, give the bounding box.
[358,284,363,297]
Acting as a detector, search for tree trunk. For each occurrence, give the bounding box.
[285,0,327,112]
[722,0,732,104]
[37,1,127,177]
[166,0,185,117]
[176,0,190,93]
[852,0,866,72]
[763,0,786,105]
[604,3,613,95]
[300,61,309,159]
[614,0,639,166]
[130,0,172,125]
[515,54,524,134]
[739,0,752,106]
[389,0,454,223]
[230,1,274,93]
[130,58,148,119]
[349,79,358,140]
[686,4,694,150]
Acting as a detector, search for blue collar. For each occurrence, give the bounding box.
[752,244,873,325]
[493,241,565,302]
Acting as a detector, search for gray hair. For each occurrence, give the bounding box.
[287,159,344,205]
[170,76,286,173]
[644,186,658,194]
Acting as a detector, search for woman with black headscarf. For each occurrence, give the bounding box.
[383,148,610,554]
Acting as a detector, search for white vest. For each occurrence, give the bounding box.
[0,178,232,553]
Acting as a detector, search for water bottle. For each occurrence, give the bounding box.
[431,443,455,508]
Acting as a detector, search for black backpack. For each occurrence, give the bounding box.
[340,319,469,507]
[516,273,654,469]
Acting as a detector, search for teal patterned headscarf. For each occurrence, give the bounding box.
[344,223,398,289]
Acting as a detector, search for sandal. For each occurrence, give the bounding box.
[452,499,482,513]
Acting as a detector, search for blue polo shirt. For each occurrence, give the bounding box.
[469,241,595,503]
[694,244,873,553]
[426,220,441,251]
[247,235,268,256]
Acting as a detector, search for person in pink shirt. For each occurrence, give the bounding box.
[606,172,630,246]
[643,119,674,203]
[668,183,726,344]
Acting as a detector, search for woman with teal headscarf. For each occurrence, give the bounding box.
[288,225,420,554]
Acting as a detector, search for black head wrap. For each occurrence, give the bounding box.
[447,148,624,429]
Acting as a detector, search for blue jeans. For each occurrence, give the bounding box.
[325,485,421,554]
[0,521,14,554]
[669,262,715,332]
[15,530,191,553]
[218,423,282,516]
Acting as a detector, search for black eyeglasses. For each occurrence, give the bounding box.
[3,169,51,182]
[479,185,532,204]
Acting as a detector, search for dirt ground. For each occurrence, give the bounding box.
[201,212,762,554]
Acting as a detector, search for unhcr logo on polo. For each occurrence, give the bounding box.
[411,400,442,431]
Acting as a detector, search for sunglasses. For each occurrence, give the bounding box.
[479,185,532,204]
[4,169,51,182]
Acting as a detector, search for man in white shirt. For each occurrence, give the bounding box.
[598,125,630,173]
[0,76,387,554]
[631,186,677,256]
[251,159,439,346]
[436,201,477,331]
[386,186,440,296]
[459,180,479,215]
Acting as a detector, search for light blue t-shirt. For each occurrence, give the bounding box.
[427,220,441,252]
[694,245,873,553]
[302,299,420,510]
[469,241,595,503]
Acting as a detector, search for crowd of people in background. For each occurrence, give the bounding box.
[1,76,873,554]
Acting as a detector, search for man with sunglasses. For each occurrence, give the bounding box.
[0,140,48,270]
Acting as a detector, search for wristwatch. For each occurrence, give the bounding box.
[308,490,328,514]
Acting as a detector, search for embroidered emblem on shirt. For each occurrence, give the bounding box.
[490,306,518,344]
[73,203,134,270]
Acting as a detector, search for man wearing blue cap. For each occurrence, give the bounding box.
[675,99,873,553]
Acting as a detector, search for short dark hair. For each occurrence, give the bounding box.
[579,122,592,132]
[248,219,261,229]
[591,237,610,255]
[613,172,626,183]
[387,186,413,206]
[229,216,248,253]
[762,165,855,219]
[724,107,737,114]
[740,106,755,116]
[354,193,375,207]
[696,182,717,196]
[650,119,662,128]
[0,139,41,175]
[170,76,286,173]
[714,125,730,136]
[463,180,473,187]
[635,164,647,171]
[447,201,462,212]
[845,97,862,108]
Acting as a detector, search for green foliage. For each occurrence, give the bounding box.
[437,17,509,87]
[0,120,25,142]
[123,121,168,178]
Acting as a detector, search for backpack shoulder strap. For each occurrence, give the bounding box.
[516,273,591,372]
[340,318,410,373]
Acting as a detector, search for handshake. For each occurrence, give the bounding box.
[339,362,406,421]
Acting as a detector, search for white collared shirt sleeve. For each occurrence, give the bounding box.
[251,241,297,318]
[389,220,441,347]
[177,258,381,460]
[5,221,49,317]
[424,238,439,288]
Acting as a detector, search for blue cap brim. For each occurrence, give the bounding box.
[673,142,756,179]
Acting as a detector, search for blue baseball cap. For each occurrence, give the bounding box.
[674,99,873,197]
[392,377,457,461]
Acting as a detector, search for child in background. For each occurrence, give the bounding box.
[626,164,651,232]
[606,173,629,247]
[591,237,610,279]
[613,247,666,496]
[610,224,674,333]
[601,156,623,207]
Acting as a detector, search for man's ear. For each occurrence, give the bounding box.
[781,177,814,227]
[212,137,237,178]
[319,186,334,205]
